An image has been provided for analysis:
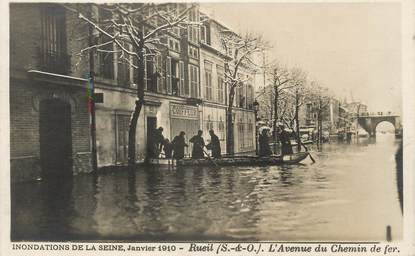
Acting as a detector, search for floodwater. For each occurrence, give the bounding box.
[11,134,402,241]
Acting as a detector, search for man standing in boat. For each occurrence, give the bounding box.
[206,130,221,158]
[277,124,293,156]
[155,127,165,157]
[258,129,272,157]
[189,130,205,159]
[148,126,165,158]
[172,131,188,159]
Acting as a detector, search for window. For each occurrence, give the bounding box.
[116,114,130,164]
[117,43,131,87]
[217,66,225,104]
[179,61,186,96]
[238,118,245,150]
[204,61,213,101]
[155,54,165,93]
[247,119,254,148]
[246,84,254,109]
[165,58,184,96]
[189,64,199,98]
[145,55,157,92]
[188,45,199,59]
[168,37,181,52]
[200,23,211,45]
[201,25,206,43]
[171,59,179,95]
[97,8,114,79]
[188,9,199,43]
[40,5,69,74]
[238,83,246,108]
[218,117,225,140]
[206,115,214,131]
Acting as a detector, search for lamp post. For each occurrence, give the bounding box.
[253,100,260,155]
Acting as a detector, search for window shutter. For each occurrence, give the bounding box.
[179,61,186,96]
[156,55,163,93]
[196,66,200,98]
[166,56,172,94]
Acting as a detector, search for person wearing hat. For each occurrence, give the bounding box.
[277,124,293,156]
[172,131,188,159]
[206,129,221,158]
[189,130,205,159]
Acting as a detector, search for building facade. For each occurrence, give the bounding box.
[199,17,256,154]
[10,3,257,182]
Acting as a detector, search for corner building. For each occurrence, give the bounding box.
[10,3,257,182]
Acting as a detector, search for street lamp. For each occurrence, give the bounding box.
[253,100,260,155]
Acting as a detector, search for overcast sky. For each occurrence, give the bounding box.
[201,2,402,114]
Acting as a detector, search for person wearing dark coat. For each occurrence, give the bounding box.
[189,130,205,159]
[206,130,221,158]
[172,131,188,160]
[154,127,165,157]
[162,139,173,159]
[258,129,272,157]
[278,125,293,156]
[148,127,164,158]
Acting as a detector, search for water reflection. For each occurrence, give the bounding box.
[11,135,402,241]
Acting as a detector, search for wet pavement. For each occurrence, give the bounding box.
[11,134,402,241]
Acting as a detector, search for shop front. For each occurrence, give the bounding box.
[169,103,200,158]
[202,104,227,155]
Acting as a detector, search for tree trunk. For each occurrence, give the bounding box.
[272,84,279,154]
[127,44,145,166]
[226,85,236,155]
[295,92,301,152]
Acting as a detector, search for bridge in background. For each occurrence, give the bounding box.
[357,113,400,137]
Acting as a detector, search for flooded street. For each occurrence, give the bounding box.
[11,134,402,241]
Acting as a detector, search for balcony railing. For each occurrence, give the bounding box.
[38,48,71,75]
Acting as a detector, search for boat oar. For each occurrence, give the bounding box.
[282,121,316,163]
[194,142,220,168]
[202,147,220,168]
[301,142,316,163]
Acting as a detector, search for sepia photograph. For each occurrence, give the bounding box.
[6,0,411,248]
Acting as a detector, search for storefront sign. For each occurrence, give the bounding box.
[170,104,198,119]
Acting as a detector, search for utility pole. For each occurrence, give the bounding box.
[88,7,98,172]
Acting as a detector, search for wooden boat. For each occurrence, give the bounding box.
[147,152,310,167]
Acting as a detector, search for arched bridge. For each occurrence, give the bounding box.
[357,113,400,137]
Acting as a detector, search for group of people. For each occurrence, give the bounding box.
[148,123,293,160]
[258,124,293,157]
[148,127,221,160]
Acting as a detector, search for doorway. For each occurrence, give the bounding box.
[39,99,73,178]
[146,117,157,158]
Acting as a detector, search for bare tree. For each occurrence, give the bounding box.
[67,3,196,165]
[308,82,331,146]
[285,68,308,152]
[265,61,295,153]
[219,31,267,155]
